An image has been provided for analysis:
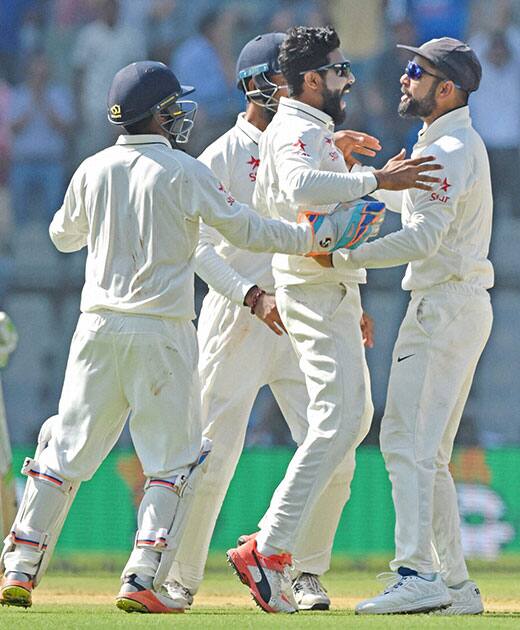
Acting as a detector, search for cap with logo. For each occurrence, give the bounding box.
[107,61,194,126]
[397,37,482,92]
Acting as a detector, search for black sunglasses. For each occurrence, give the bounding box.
[299,61,353,79]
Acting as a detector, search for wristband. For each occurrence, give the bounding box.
[244,285,266,315]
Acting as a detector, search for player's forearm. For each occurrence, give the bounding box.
[195,240,254,305]
[282,165,378,206]
[207,199,313,255]
[333,218,443,270]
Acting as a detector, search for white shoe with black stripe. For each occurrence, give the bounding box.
[292,573,330,611]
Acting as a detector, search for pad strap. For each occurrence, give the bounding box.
[135,528,172,551]
[10,523,49,551]
[21,458,72,493]
[145,475,187,496]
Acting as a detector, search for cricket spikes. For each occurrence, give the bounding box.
[0,571,34,608]
[116,573,185,614]
[227,537,297,613]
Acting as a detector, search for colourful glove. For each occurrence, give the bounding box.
[298,200,386,256]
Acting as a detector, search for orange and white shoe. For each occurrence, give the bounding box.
[236,531,258,546]
[227,538,298,613]
[0,571,34,608]
[116,574,185,614]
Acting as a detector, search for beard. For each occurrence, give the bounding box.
[321,85,346,125]
[398,81,439,118]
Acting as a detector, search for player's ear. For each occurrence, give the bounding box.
[303,70,322,92]
[439,80,454,98]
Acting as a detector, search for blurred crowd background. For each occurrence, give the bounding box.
[0,0,519,450]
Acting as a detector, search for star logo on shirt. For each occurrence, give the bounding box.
[440,177,451,193]
[247,156,260,170]
[292,138,309,156]
[324,136,334,145]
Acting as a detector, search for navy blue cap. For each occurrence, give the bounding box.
[397,37,482,92]
[236,32,285,86]
[107,61,194,126]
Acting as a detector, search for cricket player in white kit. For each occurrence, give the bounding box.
[332,39,491,616]
[165,33,382,612]
[0,61,366,614]
[226,26,443,614]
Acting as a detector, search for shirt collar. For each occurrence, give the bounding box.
[416,106,471,147]
[278,96,335,131]
[235,112,262,145]
[116,134,172,148]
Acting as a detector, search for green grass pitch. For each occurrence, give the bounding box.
[2,556,519,628]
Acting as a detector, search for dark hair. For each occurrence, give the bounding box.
[278,26,341,96]
[124,115,153,135]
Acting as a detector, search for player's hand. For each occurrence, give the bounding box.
[373,149,443,191]
[360,311,374,348]
[333,130,382,169]
[253,293,287,336]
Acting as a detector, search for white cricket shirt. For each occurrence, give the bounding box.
[253,96,377,287]
[195,113,274,304]
[335,106,494,291]
[49,134,313,320]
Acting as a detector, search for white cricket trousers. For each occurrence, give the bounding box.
[4,311,202,577]
[257,282,373,553]
[381,283,492,585]
[40,311,202,480]
[168,290,357,591]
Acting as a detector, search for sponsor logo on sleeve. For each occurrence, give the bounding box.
[217,182,235,205]
[292,138,309,157]
[430,178,451,203]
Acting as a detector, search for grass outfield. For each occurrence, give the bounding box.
[1,557,519,628]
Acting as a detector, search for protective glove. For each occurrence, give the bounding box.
[299,200,385,256]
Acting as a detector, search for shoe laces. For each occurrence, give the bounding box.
[293,573,327,595]
[376,571,414,594]
[166,580,193,603]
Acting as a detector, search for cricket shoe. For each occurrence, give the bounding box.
[434,580,484,615]
[237,531,257,546]
[355,567,452,614]
[0,571,34,608]
[116,573,185,614]
[227,538,298,613]
[292,572,330,611]
[164,579,194,609]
